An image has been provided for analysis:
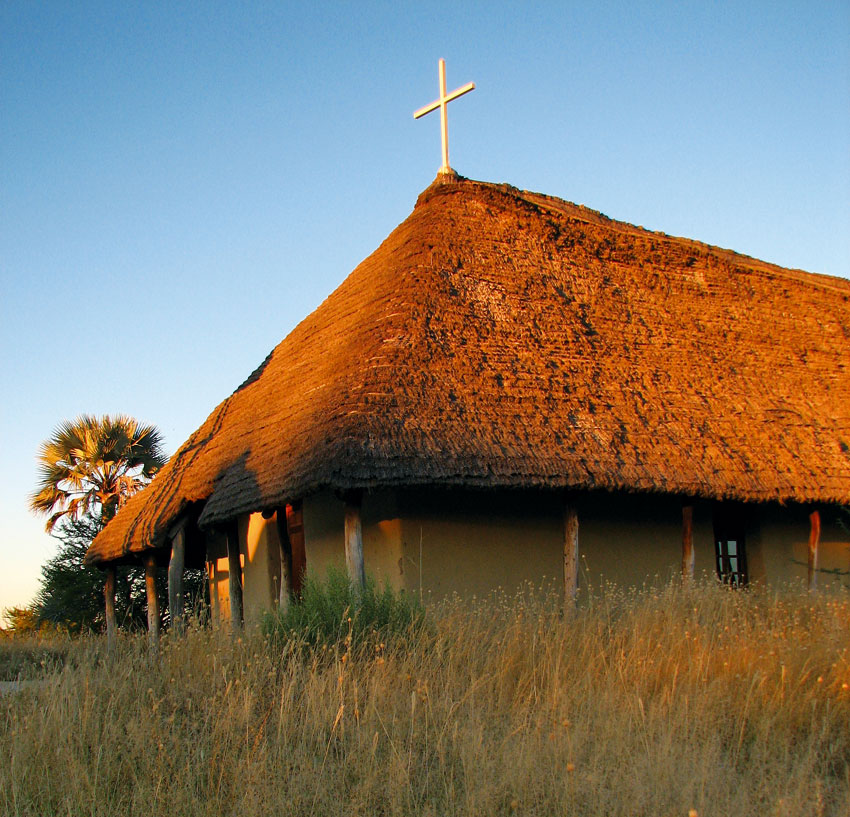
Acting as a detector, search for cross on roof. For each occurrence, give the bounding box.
[413,59,475,177]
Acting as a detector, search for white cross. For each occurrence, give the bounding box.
[413,59,475,176]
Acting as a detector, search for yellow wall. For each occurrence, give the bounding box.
[205,530,229,625]
[303,491,405,590]
[759,505,849,590]
[394,490,719,599]
[207,491,850,618]
[206,512,283,627]
[301,490,850,599]
[301,490,721,599]
[396,490,560,599]
[240,514,282,625]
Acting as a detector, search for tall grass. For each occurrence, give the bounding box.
[1,580,848,816]
[263,566,425,649]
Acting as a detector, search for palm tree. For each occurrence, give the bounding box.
[30,415,166,533]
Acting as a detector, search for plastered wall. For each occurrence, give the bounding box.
[301,489,715,599]
[209,490,850,617]
[758,505,849,590]
[394,490,713,599]
[239,514,281,624]
[206,512,283,626]
[301,489,850,599]
[206,529,228,625]
[303,491,405,591]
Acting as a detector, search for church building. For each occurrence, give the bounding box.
[84,66,850,635]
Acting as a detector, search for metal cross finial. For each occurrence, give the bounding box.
[413,59,475,176]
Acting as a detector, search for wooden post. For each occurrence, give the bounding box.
[563,500,579,605]
[104,566,117,652]
[144,552,160,651]
[277,541,290,614]
[168,522,186,635]
[682,504,695,582]
[277,516,291,614]
[286,502,306,598]
[272,508,291,612]
[206,560,219,627]
[344,491,366,589]
[808,510,821,591]
[226,522,244,629]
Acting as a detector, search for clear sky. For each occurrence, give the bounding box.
[1,1,848,613]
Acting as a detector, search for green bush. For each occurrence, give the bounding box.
[263,566,425,649]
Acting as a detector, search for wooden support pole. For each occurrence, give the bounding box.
[682,504,695,582]
[272,502,307,601]
[144,553,160,651]
[104,566,117,652]
[168,523,186,635]
[206,559,219,627]
[287,502,306,598]
[344,491,366,589]
[226,522,244,629]
[278,542,290,614]
[563,500,579,605]
[808,509,821,591]
[275,510,291,614]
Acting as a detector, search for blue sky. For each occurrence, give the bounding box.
[1,1,848,612]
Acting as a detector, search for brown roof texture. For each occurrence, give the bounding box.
[85,176,850,565]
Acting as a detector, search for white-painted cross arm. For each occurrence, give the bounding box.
[413,82,475,119]
[412,99,440,119]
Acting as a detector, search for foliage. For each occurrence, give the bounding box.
[0,607,42,635]
[263,566,425,649]
[27,414,205,633]
[29,414,165,533]
[32,516,208,634]
[32,516,138,633]
[33,516,109,632]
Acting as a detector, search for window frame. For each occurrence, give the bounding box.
[712,503,749,587]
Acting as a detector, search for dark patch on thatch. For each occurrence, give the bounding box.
[86,176,850,566]
[197,452,261,529]
[235,351,273,393]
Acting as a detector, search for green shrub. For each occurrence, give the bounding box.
[262,566,425,650]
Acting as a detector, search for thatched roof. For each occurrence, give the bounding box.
[85,176,850,565]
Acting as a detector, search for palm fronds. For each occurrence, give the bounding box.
[29,415,166,533]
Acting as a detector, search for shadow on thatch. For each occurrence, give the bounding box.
[198,451,262,531]
[234,351,273,393]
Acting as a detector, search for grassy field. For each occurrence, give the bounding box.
[1,580,848,816]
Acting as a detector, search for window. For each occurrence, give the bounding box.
[713,504,749,587]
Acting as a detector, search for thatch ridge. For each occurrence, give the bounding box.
[86,176,850,565]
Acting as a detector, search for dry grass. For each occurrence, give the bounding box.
[1,581,848,816]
